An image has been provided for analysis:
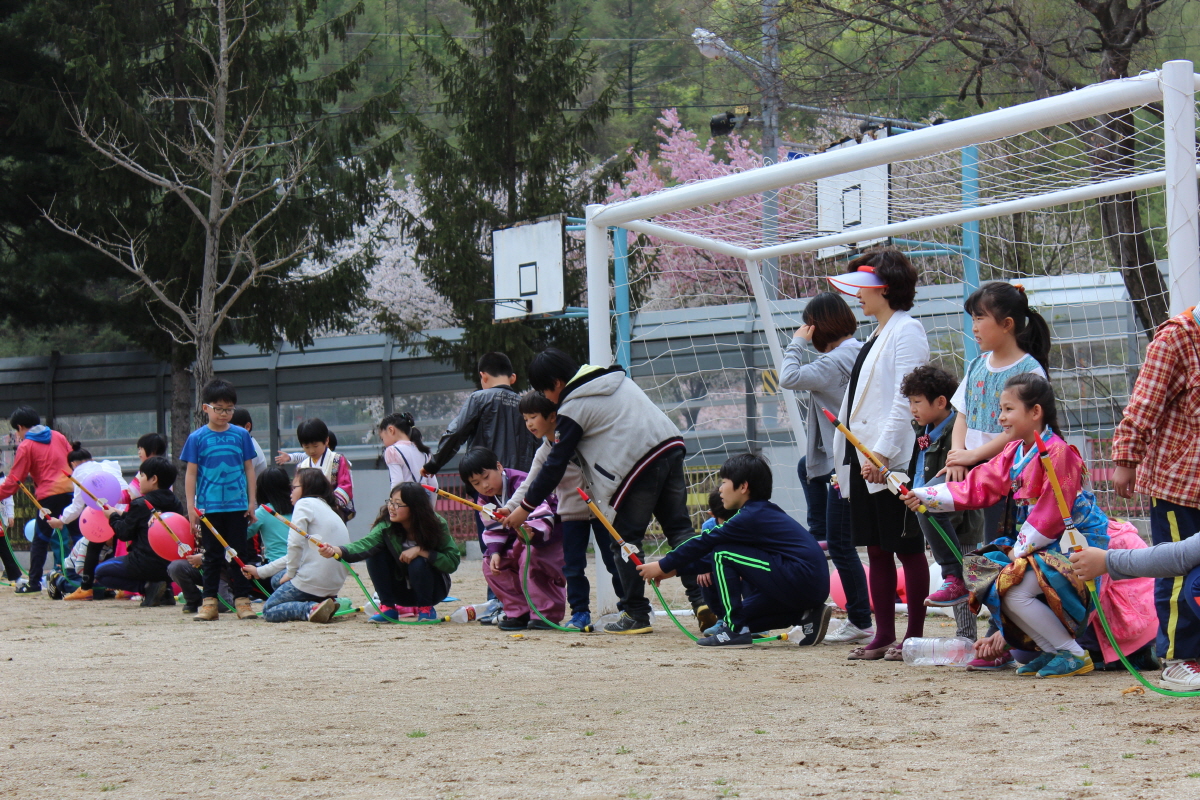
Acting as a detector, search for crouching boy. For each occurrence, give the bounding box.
[637,453,830,648]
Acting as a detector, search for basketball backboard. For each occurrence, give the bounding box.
[816,130,890,259]
[491,215,565,322]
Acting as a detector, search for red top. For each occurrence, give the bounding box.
[1112,308,1200,507]
[0,429,74,501]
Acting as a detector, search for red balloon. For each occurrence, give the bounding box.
[80,506,114,543]
[148,512,195,561]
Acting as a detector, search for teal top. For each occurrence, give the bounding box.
[248,505,292,562]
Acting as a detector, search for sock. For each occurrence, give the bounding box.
[1066,642,1086,657]
[738,626,750,634]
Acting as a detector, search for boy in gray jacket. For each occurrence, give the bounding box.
[503,348,714,635]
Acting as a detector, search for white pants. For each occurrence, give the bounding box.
[1003,569,1084,656]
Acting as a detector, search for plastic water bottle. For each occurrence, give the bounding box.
[901,637,975,666]
[448,603,491,623]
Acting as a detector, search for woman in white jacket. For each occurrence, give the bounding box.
[829,250,931,661]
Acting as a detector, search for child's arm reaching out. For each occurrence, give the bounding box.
[1071,534,1200,582]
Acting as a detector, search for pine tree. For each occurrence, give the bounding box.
[396,0,624,380]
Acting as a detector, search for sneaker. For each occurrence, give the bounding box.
[369,608,400,623]
[794,604,833,646]
[966,651,1015,671]
[15,580,42,595]
[823,619,874,644]
[477,599,503,625]
[1015,651,1056,676]
[925,574,970,607]
[396,606,418,618]
[695,604,719,633]
[1161,660,1200,690]
[697,628,754,648]
[63,587,94,601]
[415,607,439,622]
[705,620,731,637]
[1037,650,1094,678]
[603,612,653,635]
[183,603,199,615]
[45,573,64,600]
[13,576,28,591]
[498,613,531,631]
[527,617,557,630]
[140,582,168,608]
[562,612,591,631]
[308,598,337,624]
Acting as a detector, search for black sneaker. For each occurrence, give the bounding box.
[45,573,64,600]
[527,617,557,630]
[182,603,199,614]
[697,629,754,648]
[498,613,530,631]
[15,581,41,594]
[603,612,653,635]
[795,604,833,646]
[141,582,168,607]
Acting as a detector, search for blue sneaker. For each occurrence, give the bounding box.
[1036,650,1094,678]
[369,608,399,623]
[1015,651,1056,676]
[562,612,591,631]
[415,607,439,621]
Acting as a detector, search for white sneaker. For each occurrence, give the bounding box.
[823,620,874,644]
[1160,659,1200,689]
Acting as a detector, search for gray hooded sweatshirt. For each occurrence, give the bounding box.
[518,365,683,518]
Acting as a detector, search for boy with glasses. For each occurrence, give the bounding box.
[181,379,258,621]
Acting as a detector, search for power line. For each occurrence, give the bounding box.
[344,30,683,43]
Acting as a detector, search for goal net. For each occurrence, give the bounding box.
[585,61,1200,576]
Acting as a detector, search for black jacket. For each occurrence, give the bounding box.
[109,488,185,576]
[425,385,538,475]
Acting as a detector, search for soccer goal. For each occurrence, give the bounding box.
[583,60,1200,529]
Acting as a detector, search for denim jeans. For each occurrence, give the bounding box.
[826,479,872,631]
[610,449,702,620]
[261,579,326,622]
[797,457,828,541]
[562,518,624,615]
[94,556,165,594]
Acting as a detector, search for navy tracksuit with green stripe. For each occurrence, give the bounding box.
[656,500,828,632]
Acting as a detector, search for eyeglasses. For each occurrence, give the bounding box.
[205,404,235,415]
[386,500,408,509]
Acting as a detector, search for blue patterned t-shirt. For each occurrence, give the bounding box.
[950,352,1046,451]
[180,425,257,513]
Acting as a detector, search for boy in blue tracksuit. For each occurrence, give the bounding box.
[637,453,832,648]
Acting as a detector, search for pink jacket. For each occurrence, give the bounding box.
[1089,519,1157,663]
[0,429,74,501]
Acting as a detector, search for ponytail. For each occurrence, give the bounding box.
[379,411,430,456]
[1004,373,1062,439]
[964,281,1052,374]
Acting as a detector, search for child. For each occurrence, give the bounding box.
[422,352,539,477]
[181,379,259,621]
[1110,303,1200,681]
[944,282,1051,542]
[128,432,169,499]
[94,456,186,607]
[696,489,737,634]
[637,453,831,648]
[900,365,984,642]
[55,447,129,601]
[230,408,268,477]
[320,482,460,623]
[503,391,624,631]
[292,419,355,522]
[461,446,565,631]
[0,406,75,592]
[248,467,293,563]
[904,374,1109,678]
[46,535,114,600]
[244,469,348,624]
[379,412,435,493]
[508,347,712,635]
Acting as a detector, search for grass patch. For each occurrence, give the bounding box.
[406,730,427,738]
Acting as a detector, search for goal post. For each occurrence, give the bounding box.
[584,61,1200,528]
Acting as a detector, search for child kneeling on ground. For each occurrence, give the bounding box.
[904,374,1109,678]
[245,469,349,624]
[637,453,831,649]
[319,481,460,623]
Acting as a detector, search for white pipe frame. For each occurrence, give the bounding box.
[745,260,808,459]
[1161,61,1200,316]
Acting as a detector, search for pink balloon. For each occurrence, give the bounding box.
[80,506,115,543]
[81,471,122,511]
[827,563,905,610]
[148,512,195,561]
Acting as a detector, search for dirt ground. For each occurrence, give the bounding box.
[1,559,1198,800]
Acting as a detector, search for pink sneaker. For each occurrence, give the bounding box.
[925,574,969,607]
[396,606,418,618]
[966,651,1015,671]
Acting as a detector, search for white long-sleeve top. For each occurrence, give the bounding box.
[255,497,350,598]
[59,460,129,524]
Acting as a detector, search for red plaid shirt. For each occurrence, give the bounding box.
[1112,308,1200,507]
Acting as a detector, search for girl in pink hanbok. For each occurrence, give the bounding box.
[904,374,1109,678]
